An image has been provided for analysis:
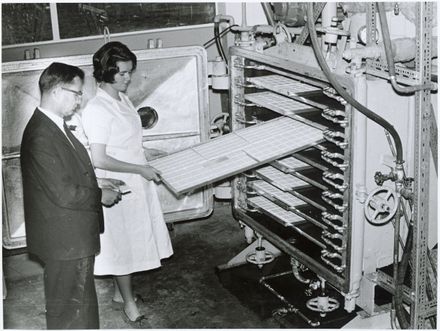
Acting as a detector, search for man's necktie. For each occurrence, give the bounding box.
[63,121,77,149]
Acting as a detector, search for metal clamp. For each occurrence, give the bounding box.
[322,108,349,127]
[322,230,343,240]
[244,172,258,179]
[234,78,256,88]
[321,212,346,233]
[246,189,258,195]
[322,87,348,105]
[322,196,348,213]
[322,150,345,161]
[321,249,343,261]
[323,108,346,118]
[234,113,258,125]
[244,202,259,213]
[323,130,349,149]
[233,59,266,70]
[234,96,257,107]
[321,114,349,127]
[322,190,344,200]
[322,172,348,192]
[321,252,345,273]
[321,151,349,170]
[320,219,345,233]
[321,236,345,253]
[322,211,344,223]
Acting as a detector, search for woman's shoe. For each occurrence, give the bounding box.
[112,294,144,310]
[122,309,150,328]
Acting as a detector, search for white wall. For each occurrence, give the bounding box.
[224,2,267,26]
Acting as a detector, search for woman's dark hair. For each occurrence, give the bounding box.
[92,41,137,83]
[39,62,84,95]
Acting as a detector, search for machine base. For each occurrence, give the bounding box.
[216,254,359,328]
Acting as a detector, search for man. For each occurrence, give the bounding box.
[20,62,121,329]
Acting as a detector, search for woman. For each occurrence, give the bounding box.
[81,41,173,325]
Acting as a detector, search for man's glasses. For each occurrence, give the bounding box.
[61,87,83,98]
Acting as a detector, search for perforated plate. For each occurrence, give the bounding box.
[247,196,303,226]
[255,166,309,191]
[272,156,310,172]
[249,180,305,207]
[248,75,321,95]
[244,91,326,130]
[245,92,315,115]
[248,196,326,248]
[151,117,322,195]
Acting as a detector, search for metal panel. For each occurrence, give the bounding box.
[151,117,323,195]
[248,75,321,95]
[249,180,305,207]
[255,166,309,191]
[245,92,318,116]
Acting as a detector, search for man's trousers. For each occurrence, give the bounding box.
[43,256,99,329]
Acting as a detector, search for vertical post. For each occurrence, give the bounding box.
[366,3,377,45]
[411,2,433,328]
[49,3,60,41]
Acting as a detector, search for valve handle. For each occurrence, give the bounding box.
[364,187,398,226]
[209,113,230,138]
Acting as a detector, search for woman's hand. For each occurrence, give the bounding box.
[138,165,161,182]
[144,148,168,161]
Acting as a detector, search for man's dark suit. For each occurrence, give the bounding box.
[21,108,103,329]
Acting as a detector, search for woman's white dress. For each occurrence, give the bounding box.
[81,88,173,276]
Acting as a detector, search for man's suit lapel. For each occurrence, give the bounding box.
[64,126,95,171]
[34,109,91,172]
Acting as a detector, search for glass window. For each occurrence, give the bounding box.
[57,3,216,39]
[2,3,53,46]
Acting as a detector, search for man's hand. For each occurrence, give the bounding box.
[101,188,121,207]
[97,178,125,190]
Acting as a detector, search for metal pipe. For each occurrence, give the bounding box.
[321,3,337,29]
[241,2,247,27]
[291,258,311,284]
[392,197,402,309]
[306,3,404,165]
[261,3,275,27]
[349,67,368,304]
[376,2,433,94]
[260,274,320,327]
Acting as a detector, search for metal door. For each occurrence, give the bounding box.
[2,46,212,249]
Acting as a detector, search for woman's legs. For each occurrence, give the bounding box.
[114,274,141,320]
[112,278,123,302]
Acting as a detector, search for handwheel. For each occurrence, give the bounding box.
[364,187,398,226]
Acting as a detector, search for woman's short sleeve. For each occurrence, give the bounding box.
[81,100,113,145]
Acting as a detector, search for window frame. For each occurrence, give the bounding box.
[2,3,217,49]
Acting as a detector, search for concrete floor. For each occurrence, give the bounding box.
[3,203,283,329]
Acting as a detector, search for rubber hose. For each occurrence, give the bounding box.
[306,3,404,165]
[214,22,227,64]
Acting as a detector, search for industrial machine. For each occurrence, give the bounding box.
[2,2,437,329]
[219,2,437,329]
